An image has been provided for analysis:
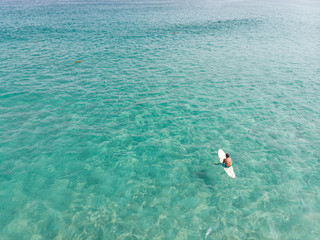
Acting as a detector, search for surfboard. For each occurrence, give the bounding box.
[218,149,235,178]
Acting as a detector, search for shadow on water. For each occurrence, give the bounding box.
[194,169,215,188]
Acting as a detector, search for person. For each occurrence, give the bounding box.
[223,153,232,168]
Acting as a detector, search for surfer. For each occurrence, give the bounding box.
[223,153,232,168]
[216,149,235,178]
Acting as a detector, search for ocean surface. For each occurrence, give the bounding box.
[1,0,320,239]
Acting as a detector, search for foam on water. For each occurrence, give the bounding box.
[1,0,320,239]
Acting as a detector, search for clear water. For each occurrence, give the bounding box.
[1,0,320,239]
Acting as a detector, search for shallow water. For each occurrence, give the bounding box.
[1,0,320,239]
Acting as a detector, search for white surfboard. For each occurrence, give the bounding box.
[218,149,235,178]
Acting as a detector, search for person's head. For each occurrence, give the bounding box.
[226,153,230,158]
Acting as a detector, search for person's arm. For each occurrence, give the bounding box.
[215,158,225,165]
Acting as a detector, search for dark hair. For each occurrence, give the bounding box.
[226,153,230,158]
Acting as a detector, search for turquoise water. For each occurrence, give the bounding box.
[1,0,320,239]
